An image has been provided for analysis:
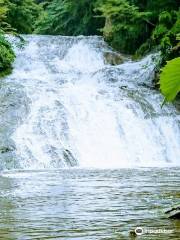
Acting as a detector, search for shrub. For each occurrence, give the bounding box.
[0,34,15,74]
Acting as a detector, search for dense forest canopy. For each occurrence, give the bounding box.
[6,0,41,33]
[35,0,104,36]
[0,0,179,100]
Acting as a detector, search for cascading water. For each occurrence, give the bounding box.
[1,35,180,169]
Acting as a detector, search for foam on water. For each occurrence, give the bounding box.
[3,35,180,169]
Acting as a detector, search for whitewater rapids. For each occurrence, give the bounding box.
[1,35,180,169]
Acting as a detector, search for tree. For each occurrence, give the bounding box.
[35,0,103,35]
[5,0,42,34]
[0,0,12,32]
[96,0,179,57]
[96,0,151,53]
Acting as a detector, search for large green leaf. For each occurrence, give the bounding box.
[160,57,180,101]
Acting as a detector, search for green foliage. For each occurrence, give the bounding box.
[35,0,103,35]
[160,57,180,101]
[0,0,8,26]
[159,11,173,26]
[152,24,168,41]
[96,0,151,53]
[0,1,15,75]
[157,11,179,61]
[0,34,15,74]
[96,0,179,55]
[0,0,12,32]
[5,0,42,34]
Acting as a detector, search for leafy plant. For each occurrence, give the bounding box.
[0,34,15,74]
[160,57,180,101]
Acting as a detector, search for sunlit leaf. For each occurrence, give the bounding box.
[160,57,180,101]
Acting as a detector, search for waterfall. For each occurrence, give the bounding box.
[1,35,180,169]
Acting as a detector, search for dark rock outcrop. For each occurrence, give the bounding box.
[165,206,180,219]
[63,149,77,167]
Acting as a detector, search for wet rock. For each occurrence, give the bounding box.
[0,146,14,154]
[174,98,180,112]
[120,85,128,90]
[0,141,18,170]
[104,51,124,65]
[63,149,78,167]
[129,229,137,237]
[137,82,155,90]
[0,138,16,153]
[165,206,180,219]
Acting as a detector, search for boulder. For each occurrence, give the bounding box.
[104,51,124,65]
